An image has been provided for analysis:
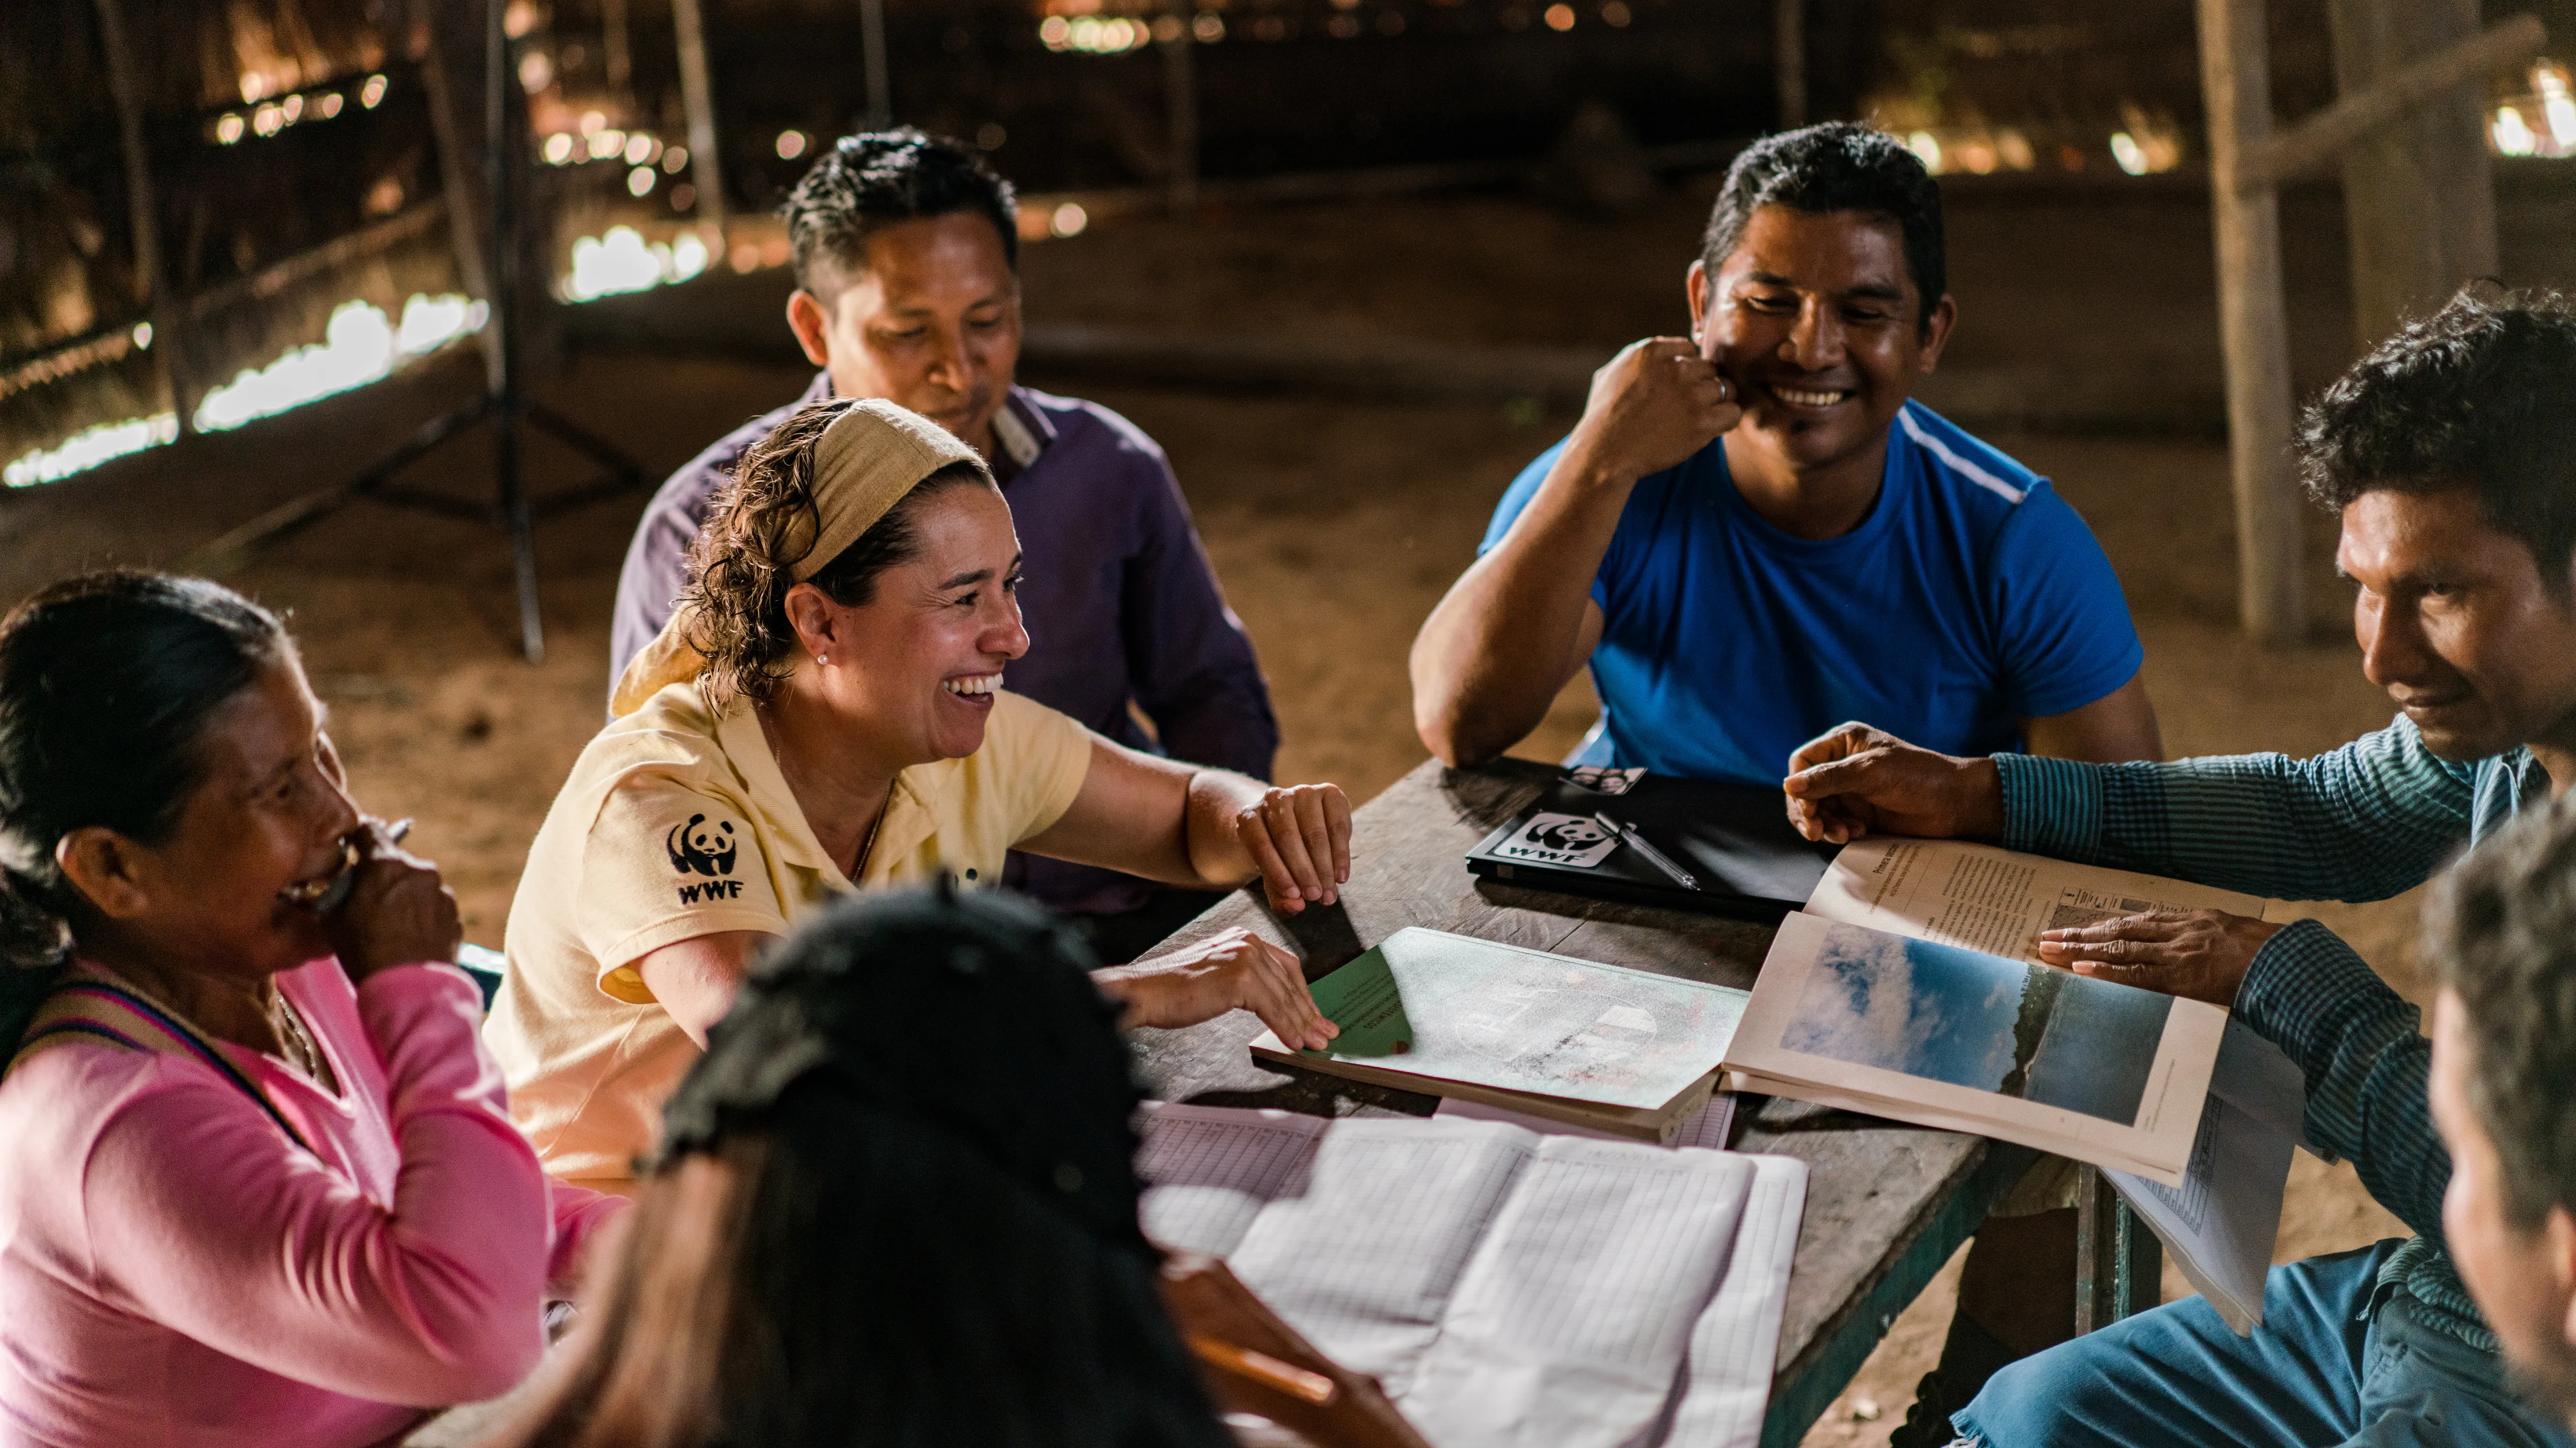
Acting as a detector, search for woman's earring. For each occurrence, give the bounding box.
[817,653,830,666]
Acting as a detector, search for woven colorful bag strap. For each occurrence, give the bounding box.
[9,971,315,1157]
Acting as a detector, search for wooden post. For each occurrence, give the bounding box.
[860,0,891,130]
[2326,0,2498,347]
[2073,1168,2163,1332]
[91,0,192,436]
[671,0,728,242]
[2196,0,2307,648]
[1774,0,1807,129]
[417,0,496,385]
[602,0,633,102]
[1161,2,1200,217]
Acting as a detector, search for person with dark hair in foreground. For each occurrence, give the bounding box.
[0,573,619,1448]
[2429,801,2576,1438]
[613,128,1277,964]
[1410,119,2163,1429]
[1779,287,2576,1447]
[485,885,1428,1448]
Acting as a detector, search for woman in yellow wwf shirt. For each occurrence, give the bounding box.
[485,398,1344,1186]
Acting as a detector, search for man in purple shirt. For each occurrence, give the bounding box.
[612,129,1278,960]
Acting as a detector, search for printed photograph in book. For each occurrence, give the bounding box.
[1782,921,2175,1125]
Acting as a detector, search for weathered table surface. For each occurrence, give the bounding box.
[1128,758,2035,1448]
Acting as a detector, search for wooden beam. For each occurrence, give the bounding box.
[2328,0,2501,348]
[860,0,891,131]
[2242,13,2545,189]
[671,0,729,242]
[1161,3,1200,218]
[1774,0,1807,129]
[416,0,496,387]
[90,0,192,435]
[2197,0,2306,647]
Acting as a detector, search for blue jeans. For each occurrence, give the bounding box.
[1955,1241,2576,1448]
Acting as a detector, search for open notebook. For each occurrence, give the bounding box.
[1136,1104,1807,1448]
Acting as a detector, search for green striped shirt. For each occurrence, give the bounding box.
[1995,715,2550,1352]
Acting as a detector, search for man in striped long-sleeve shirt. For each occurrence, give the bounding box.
[1781,288,2576,1448]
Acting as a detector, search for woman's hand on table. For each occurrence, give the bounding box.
[320,819,462,983]
[1234,783,1352,915]
[1095,927,1338,1052]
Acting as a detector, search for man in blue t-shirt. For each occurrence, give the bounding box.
[1408,122,2162,1439]
[1411,122,2158,783]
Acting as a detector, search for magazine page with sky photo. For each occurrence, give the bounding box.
[1723,912,2226,1184]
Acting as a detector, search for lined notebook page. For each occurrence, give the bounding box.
[1660,1155,1811,1448]
[1134,1105,1332,1256]
[1397,1141,1753,1448]
[1225,1118,1535,1395]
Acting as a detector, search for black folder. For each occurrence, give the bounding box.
[1465,767,1842,916]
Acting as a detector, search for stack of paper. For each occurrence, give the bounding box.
[1247,928,1748,1143]
[1137,1105,1807,1448]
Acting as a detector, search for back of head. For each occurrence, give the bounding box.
[2428,798,2576,1233]
[503,886,1233,1448]
[784,129,1020,296]
[0,573,285,1041]
[2297,286,2576,589]
[1701,122,1946,332]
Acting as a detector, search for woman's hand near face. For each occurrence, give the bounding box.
[320,820,462,983]
[1094,928,1337,1051]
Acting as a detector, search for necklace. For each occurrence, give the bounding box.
[759,696,891,881]
[264,982,327,1084]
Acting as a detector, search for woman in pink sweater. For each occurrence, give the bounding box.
[0,573,619,1448]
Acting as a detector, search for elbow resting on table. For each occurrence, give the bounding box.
[1411,682,1523,770]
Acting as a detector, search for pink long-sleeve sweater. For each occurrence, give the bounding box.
[0,959,625,1448]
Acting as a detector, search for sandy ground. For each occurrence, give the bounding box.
[5,175,2556,1443]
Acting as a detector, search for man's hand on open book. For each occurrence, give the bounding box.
[1781,723,2006,844]
[2037,908,2281,1006]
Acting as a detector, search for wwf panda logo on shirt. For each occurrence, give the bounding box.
[666,814,744,903]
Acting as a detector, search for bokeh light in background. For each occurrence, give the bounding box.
[5,295,482,484]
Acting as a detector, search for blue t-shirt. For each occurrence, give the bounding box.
[1480,401,2143,785]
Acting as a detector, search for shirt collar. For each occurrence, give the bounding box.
[991,388,1051,473]
[810,374,1047,477]
[710,687,952,887]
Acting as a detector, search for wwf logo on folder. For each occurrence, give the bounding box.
[1466,768,1841,917]
[1489,812,1620,869]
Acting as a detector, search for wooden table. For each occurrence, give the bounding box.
[1129,758,2042,1448]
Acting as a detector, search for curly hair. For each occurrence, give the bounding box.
[677,400,989,710]
[1701,122,1946,338]
[2296,286,2576,590]
[783,128,1018,296]
[2426,797,2576,1231]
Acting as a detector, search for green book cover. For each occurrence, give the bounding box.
[1286,927,1747,1111]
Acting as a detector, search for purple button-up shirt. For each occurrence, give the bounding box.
[611,375,1280,916]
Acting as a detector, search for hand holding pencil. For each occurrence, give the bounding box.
[1158,1253,1432,1448]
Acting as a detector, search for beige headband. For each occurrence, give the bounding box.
[608,397,991,716]
[789,398,990,582]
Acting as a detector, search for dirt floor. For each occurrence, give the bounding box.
[8,172,2572,1443]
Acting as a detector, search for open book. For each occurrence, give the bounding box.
[1137,1104,1807,1448]
[1247,928,1747,1142]
[1728,838,2260,1185]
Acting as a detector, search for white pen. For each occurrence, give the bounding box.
[1593,811,1698,891]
